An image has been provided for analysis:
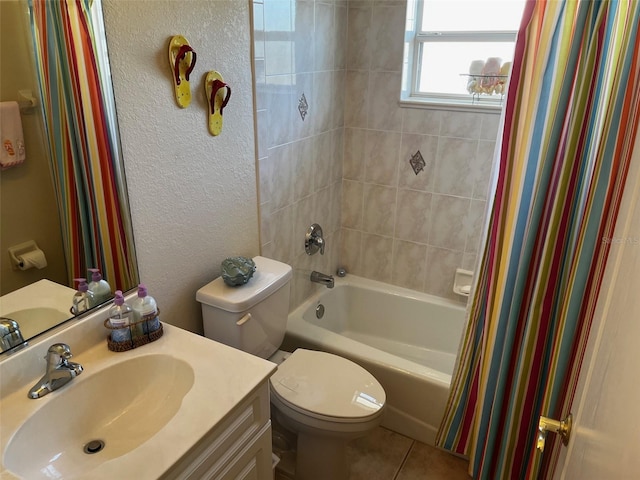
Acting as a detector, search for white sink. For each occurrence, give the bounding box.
[4,354,194,479]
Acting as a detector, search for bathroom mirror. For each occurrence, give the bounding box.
[0,0,138,353]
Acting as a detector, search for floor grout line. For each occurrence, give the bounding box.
[392,439,415,480]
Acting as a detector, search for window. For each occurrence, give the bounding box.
[402,0,526,109]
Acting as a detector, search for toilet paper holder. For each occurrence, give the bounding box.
[8,240,48,270]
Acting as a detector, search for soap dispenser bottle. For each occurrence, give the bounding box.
[71,278,95,315]
[88,268,112,305]
[108,290,133,343]
[132,284,160,334]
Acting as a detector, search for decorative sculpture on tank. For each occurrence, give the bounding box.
[221,256,256,286]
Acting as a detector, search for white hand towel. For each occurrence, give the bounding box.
[0,101,26,170]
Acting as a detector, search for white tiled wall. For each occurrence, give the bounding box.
[254,0,500,307]
[340,0,501,302]
[341,109,498,300]
[254,0,347,307]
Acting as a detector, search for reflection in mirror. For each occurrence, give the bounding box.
[0,0,138,353]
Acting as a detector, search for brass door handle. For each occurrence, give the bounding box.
[537,413,572,452]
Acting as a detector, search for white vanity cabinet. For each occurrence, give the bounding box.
[162,381,274,480]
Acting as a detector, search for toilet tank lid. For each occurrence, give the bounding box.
[196,256,292,312]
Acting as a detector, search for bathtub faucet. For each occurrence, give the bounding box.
[310,271,334,289]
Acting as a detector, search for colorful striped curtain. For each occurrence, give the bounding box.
[28,0,138,292]
[436,1,640,479]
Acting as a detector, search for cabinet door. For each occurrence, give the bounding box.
[216,422,273,480]
[164,383,271,480]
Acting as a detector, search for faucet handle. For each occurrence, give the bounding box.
[305,223,326,256]
[316,236,325,255]
[45,343,73,364]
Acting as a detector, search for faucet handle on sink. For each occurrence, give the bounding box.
[45,343,73,365]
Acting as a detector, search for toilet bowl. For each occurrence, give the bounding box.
[196,256,386,480]
[270,348,385,480]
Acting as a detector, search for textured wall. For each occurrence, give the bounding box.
[103,0,259,333]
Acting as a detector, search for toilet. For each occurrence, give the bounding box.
[196,256,385,480]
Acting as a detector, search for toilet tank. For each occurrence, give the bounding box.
[196,256,292,359]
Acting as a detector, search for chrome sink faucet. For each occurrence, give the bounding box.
[310,271,334,289]
[0,317,26,352]
[28,343,83,399]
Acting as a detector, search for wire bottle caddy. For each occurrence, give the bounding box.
[103,309,163,352]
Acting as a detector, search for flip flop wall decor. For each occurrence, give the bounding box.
[205,71,231,136]
[168,35,197,108]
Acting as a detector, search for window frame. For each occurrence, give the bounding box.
[402,0,518,111]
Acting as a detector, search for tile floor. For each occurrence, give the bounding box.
[275,426,470,480]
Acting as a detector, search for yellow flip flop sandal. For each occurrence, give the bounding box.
[205,71,231,136]
[168,35,197,108]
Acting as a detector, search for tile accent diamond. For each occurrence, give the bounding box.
[298,93,308,121]
[409,150,426,175]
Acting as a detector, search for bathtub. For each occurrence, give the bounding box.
[281,274,466,445]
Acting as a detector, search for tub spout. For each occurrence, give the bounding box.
[310,271,334,288]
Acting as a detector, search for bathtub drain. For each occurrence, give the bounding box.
[315,304,325,319]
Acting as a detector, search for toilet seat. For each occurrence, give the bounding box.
[270,349,385,424]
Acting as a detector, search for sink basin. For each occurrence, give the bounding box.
[0,279,78,343]
[4,354,194,479]
[4,307,71,339]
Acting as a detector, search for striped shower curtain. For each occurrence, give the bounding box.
[436,1,640,479]
[28,0,138,291]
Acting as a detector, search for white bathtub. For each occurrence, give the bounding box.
[282,275,466,445]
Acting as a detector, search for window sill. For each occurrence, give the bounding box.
[399,96,503,114]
